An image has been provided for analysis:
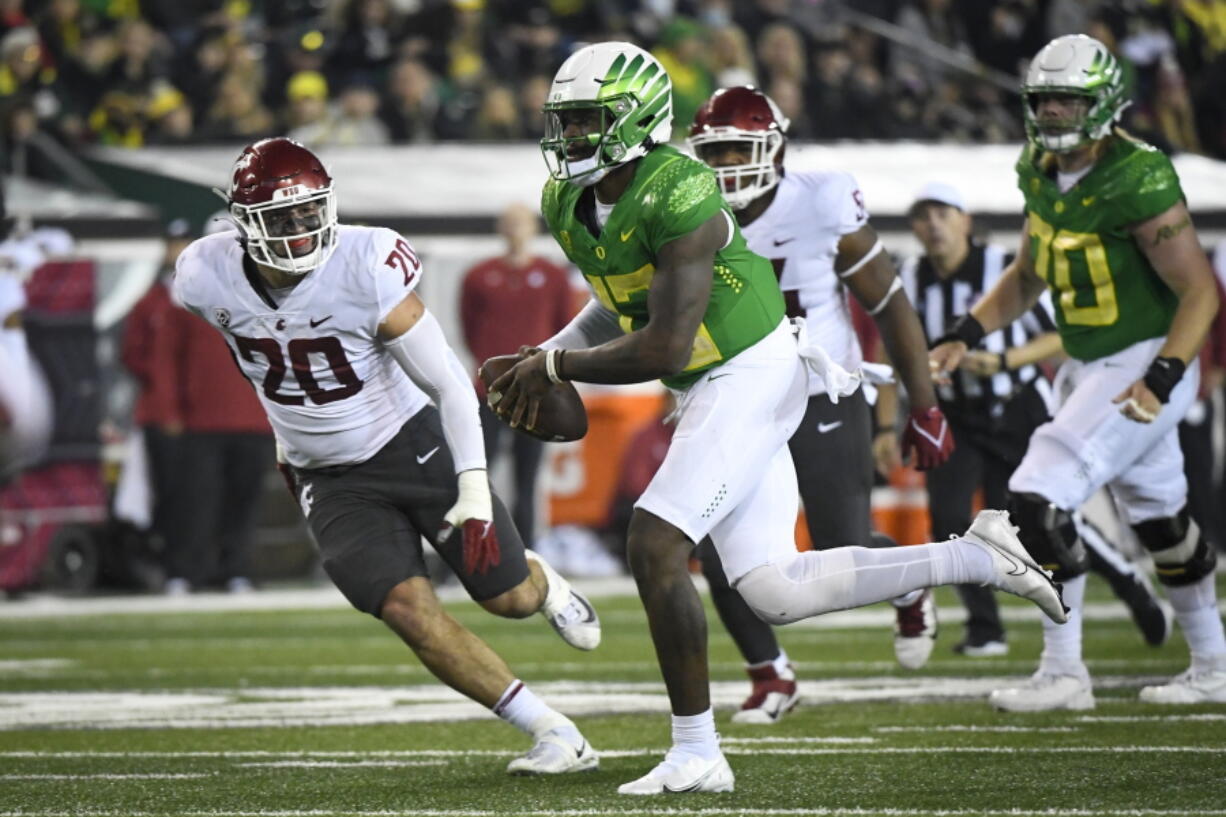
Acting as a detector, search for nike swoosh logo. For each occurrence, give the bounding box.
[663,763,724,793]
[309,315,333,328]
[416,446,440,465]
[707,372,733,382]
[620,227,637,242]
[817,421,843,433]
[773,237,796,246]
[1082,197,1095,207]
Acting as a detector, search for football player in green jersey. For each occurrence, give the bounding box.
[932,34,1226,709]
[490,41,1068,794]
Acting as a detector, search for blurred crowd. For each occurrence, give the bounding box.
[1,0,1225,163]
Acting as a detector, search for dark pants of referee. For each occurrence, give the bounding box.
[926,384,1048,648]
[1179,392,1225,553]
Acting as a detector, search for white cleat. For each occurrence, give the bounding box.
[988,671,1095,712]
[526,550,601,650]
[893,590,938,670]
[964,510,1068,624]
[1139,664,1226,704]
[506,729,599,775]
[617,748,735,795]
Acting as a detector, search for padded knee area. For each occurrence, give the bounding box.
[734,550,858,625]
[1007,491,1088,581]
[1133,508,1218,587]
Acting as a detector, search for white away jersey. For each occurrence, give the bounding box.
[740,170,869,395]
[173,225,429,468]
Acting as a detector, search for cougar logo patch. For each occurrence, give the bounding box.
[213,307,231,328]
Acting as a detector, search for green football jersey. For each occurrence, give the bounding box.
[1016,135,1183,361]
[541,144,785,389]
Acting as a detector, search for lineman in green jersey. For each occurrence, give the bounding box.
[932,34,1226,709]
[490,41,1067,795]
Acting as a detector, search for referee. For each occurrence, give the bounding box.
[900,182,1060,655]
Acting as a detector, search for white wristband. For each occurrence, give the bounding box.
[545,348,564,384]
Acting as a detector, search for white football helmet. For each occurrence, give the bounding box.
[1023,34,1129,153]
[541,42,673,186]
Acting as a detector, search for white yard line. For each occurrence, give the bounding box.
[2,746,1223,761]
[1,577,1220,624]
[0,675,1190,731]
[0,773,213,780]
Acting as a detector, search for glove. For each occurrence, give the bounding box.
[438,469,500,575]
[901,406,954,470]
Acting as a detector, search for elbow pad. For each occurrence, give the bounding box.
[383,310,486,472]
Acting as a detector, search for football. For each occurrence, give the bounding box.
[478,354,588,442]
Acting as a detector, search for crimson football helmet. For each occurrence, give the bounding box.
[688,86,790,211]
[223,137,338,275]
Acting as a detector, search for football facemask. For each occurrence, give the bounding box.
[1022,34,1128,153]
[231,186,338,276]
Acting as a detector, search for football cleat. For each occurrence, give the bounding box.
[1139,662,1226,704]
[507,728,599,775]
[526,550,601,650]
[617,748,735,795]
[963,510,1068,624]
[988,670,1095,712]
[731,662,798,725]
[894,589,938,670]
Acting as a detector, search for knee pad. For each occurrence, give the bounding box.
[1007,491,1088,581]
[1132,508,1218,587]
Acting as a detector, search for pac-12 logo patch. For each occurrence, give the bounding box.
[213,307,231,327]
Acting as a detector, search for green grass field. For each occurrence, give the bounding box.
[2,575,1225,817]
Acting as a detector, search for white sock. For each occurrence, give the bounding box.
[1039,573,1087,676]
[494,680,575,741]
[525,551,569,615]
[771,649,794,678]
[746,650,795,679]
[842,539,993,601]
[671,709,719,759]
[1167,573,1226,662]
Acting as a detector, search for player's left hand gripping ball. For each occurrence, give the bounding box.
[901,406,955,470]
[439,470,500,574]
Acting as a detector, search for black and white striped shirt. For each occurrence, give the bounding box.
[899,241,1056,420]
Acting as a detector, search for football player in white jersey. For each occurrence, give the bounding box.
[687,86,954,718]
[172,137,600,776]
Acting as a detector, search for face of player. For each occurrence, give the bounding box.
[909,202,970,259]
[1031,92,1091,142]
[695,140,754,190]
[262,200,323,258]
[556,107,605,161]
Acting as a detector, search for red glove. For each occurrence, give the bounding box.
[901,406,955,470]
[440,518,501,575]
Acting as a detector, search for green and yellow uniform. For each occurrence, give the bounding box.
[541,144,784,389]
[1018,135,1183,361]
